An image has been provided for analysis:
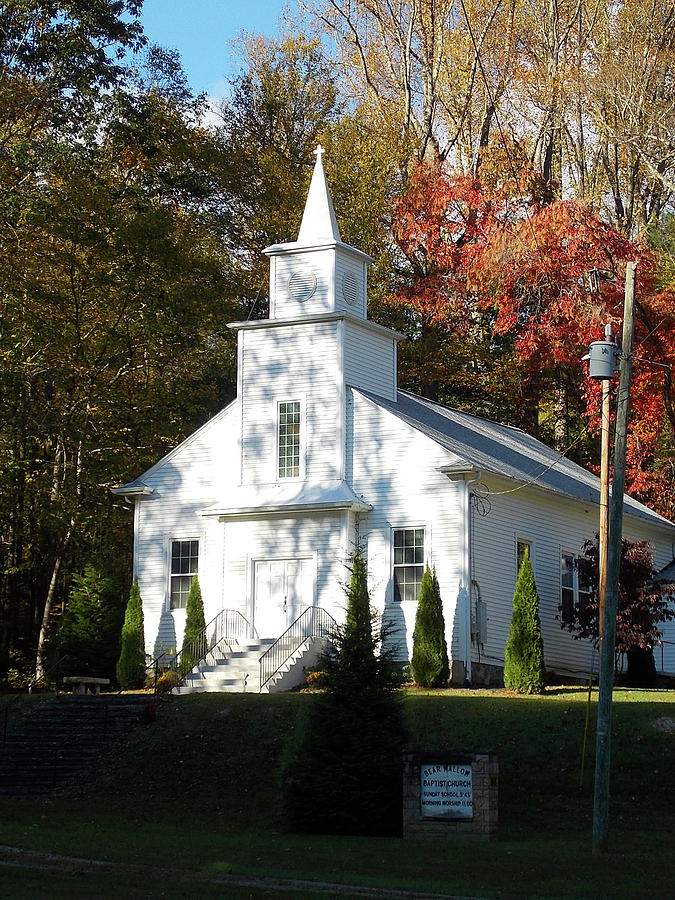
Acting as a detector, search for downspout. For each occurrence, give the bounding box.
[439,465,481,684]
[462,471,482,683]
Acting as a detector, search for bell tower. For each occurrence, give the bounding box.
[263,146,371,321]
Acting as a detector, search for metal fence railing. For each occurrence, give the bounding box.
[259,606,335,692]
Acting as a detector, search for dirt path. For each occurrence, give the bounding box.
[0,843,486,899]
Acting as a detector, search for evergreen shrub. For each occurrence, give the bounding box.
[180,575,206,675]
[504,550,546,693]
[56,564,122,678]
[116,580,146,689]
[411,567,449,687]
[281,550,406,835]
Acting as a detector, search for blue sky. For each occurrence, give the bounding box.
[140,0,293,99]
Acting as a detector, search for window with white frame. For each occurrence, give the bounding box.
[170,539,198,609]
[393,528,425,602]
[278,400,301,479]
[560,551,591,624]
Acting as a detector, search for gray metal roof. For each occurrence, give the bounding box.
[359,389,675,531]
[655,560,675,582]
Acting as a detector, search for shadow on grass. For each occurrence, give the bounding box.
[0,689,673,899]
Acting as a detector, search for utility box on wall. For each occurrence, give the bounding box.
[403,751,498,841]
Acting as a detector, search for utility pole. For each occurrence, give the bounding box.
[597,324,614,648]
[592,262,637,853]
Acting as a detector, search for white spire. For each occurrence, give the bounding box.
[297,145,342,244]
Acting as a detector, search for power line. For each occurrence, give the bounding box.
[474,392,607,498]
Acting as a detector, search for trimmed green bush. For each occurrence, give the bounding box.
[411,567,449,687]
[504,550,546,694]
[116,580,146,689]
[281,550,406,835]
[180,575,206,675]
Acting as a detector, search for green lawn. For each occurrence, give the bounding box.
[0,687,673,898]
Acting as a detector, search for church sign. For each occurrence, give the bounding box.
[403,752,498,841]
[420,762,473,819]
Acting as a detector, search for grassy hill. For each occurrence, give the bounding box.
[0,687,673,898]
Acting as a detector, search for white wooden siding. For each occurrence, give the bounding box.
[239,322,340,484]
[343,321,396,400]
[335,254,367,318]
[471,476,675,678]
[222,512,351,634]
[655,622,675,675]
[271,247,368,321]
[131,404,239,657]
[350,390,465,662]
[272,249,334,318]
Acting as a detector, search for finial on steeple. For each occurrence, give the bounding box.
[297,145,342,245]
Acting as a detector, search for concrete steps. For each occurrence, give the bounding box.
[174,639,274,694]
[174,636,324,694]
[0,694,155,796]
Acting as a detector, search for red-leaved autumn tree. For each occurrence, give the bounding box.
[564,538,675,686]
[383,158,675,517]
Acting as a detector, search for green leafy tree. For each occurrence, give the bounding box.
[504,550,546,694]
[180,575,206,675]
[116,580,145,689]
[0,33,238,682]
[0,0,142,684]
[281,550,406,835]
[55,564,124,678]
[411,567,449,687]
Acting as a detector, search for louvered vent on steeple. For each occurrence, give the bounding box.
[288,270,317,302]
[342,272,359,305]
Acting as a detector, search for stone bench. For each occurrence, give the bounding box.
[62,676,111,695]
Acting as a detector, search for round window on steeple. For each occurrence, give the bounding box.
[288,269,317,302]
[342,272,359,305]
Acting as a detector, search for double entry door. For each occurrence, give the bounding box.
[253,557,314,638]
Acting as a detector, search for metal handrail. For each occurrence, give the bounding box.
[655,638,675,673]
[259,606,336,692]
[170,608,252,685]
[28,653,75,695]
[143,651,171,694]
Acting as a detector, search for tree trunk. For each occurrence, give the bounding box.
[34,523,72,683]
[625,647,657,688]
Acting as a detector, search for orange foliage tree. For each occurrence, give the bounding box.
[383,161,675,517]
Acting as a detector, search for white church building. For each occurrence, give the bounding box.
[113,148,675,690]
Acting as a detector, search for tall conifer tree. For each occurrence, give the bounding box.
[504,550,546,694]
[180,576,206,675]
[411,566,449,687]
[116,580,145,689]
[281,550,406,835]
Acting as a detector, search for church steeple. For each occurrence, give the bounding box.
[263,147,371,321]
[297,145,341,245]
